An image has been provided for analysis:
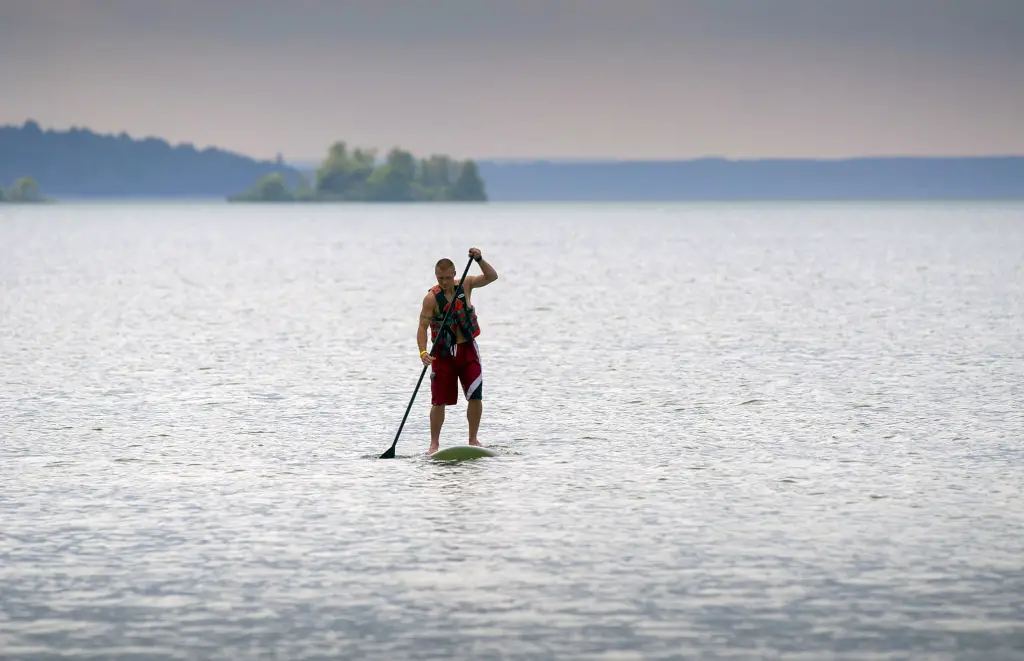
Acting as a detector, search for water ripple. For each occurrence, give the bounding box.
[1,202,1023,660]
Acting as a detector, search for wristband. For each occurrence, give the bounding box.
[419,350,428,357]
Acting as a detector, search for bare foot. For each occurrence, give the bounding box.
[468,440,483,447]
[426,444,439,455]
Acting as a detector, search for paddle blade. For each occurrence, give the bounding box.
[379,445,396,459]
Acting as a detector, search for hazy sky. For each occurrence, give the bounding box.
[3,0,1022,161]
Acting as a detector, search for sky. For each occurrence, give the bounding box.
[2,0,1022,161]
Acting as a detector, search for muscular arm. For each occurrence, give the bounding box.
[417,293,434,354]
[466,256,499,291]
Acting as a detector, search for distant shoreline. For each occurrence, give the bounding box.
[4,120,1023,201]
[26,196,1024,205]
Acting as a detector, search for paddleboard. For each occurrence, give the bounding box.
[429,445,498,461]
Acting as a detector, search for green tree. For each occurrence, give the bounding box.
[229,172,294,202]
[315,142,377,198]
[315,142,350,196]
[365,165,414,202]
[346,148,377,195]
[228,140,488,203]
[254,173,293,201]
[419,155,454,188]
[6,177,43,202]
[450,160,486,201]
[385,148,416,181]
[0,185,5,202]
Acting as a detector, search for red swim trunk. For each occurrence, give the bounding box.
[430,340,482,405]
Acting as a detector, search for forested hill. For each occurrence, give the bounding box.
[4,119,1022,200]
[0,120,302,197]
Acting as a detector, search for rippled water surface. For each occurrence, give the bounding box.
[2,202,1023,660]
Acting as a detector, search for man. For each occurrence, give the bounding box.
[418,247,499,455]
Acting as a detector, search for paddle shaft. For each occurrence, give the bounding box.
[380,255,476,458]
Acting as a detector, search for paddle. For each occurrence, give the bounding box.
[379,255,476,459]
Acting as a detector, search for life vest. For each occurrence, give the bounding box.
[428,282,480,353]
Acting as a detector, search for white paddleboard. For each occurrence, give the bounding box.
[429,445,498,461]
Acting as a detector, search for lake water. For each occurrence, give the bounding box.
[1,201,1022,660]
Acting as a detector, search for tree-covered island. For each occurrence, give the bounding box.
[229,142,487,203]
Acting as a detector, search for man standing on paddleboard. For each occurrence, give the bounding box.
[418,247,499,455]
